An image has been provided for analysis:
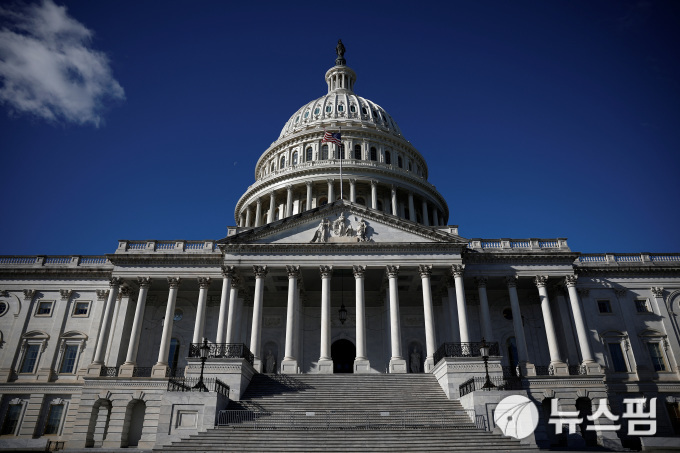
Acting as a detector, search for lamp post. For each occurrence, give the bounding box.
[193,338,210,392]
[480,337,496,390]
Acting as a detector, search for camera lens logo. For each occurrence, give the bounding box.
[494,395,539,439]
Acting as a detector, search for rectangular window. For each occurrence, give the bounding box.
[647,342,667,371]
[597,299,612,313]
[635,299,651,313]
[1,404,22,435]
[20,344,40,373]
[59,345,78,373]
[73,302,89,316]
[36,301,53,316]
[43,405,63,435]
[608,342,628,372]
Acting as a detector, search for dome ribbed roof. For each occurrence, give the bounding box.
[277,63,403,140]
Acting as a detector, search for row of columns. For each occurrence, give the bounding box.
[99,265,597,377]
[239,180,444,228]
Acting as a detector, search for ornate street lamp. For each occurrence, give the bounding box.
[193,338,210,392]
[480,337,496,390]
[338,301,347,325]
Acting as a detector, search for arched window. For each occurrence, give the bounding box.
[271,162,275,173]
[354,145,362,160]
[361,107,367,115]
[306,147,313,161]
[292,151,298,165]
[370,147,377,161]
[356,197,366,206]
[385,151,391,165]
[397,156,403,168]
[321,145,329,160]
[377,200,384,211]
[280,156,286,169]
[338,144,345,159]
[407,161,412,171]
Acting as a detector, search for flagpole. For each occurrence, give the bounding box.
[339,126,343,201]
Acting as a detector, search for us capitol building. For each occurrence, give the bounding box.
[0,43,678,451]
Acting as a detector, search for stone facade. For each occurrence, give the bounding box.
[0,47,679,451]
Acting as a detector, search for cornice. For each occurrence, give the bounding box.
[0,269,113,279]
[107,254,223,266]
[576,266,680,276]
[220,242,465,255]
[463,250,580,264]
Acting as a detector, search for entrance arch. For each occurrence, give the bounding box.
[331,339,355,373]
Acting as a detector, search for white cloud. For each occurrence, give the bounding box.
[0,0,124,126]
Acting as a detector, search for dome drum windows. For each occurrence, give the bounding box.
[321,145,329,160]
[306,147,313,162]
[280,156,286,169]
[385,151,391,165]
[354,145,362,160]
[397,156,403,168]
[292,151,298,165]
[370,147,377,161]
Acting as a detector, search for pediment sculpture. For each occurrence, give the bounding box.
[310,213,371,243]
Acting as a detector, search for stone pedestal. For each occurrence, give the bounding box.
[318,359,333,374]
[280,358,298,374]
[151,364,169,378]
[184,358,256,401]
[117,364,135,378]
[424,357,435,373]
[253,357,263,373]
[86,363,103,377]
[353,358,371,373]
[389,358,407,373]
[582,360,602,375]
[518,361,536,377]
[550,361,569,376]
[432,356,503,399]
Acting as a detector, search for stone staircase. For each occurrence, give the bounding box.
[155,373,535,452]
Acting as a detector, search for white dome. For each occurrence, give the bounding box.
[278,65,403,140]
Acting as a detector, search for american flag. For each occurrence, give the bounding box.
[322,131,342,145]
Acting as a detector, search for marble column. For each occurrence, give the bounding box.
[475,277,493,342]
[318,266,333,373]
[152,277,180,377]
[353,265,370,372]
[327,179,334,203]
[281,265,300,374]
[506,276,535,376]
[215,267,234,344]
[535,276,568,375]
[371,180,378,209]
[387,265,407,373]
[565,275,599,374]
[250,266,268,372]
[391,186,398,216]
[419,265,437,372]
[305,182,312,211]
[285,185,293,217]
[119,277,151,376]
[192,277,211,344]
[452,265,469,342]
[421,200,429,226]
[349,179,356,203]
[225,276,240,343]
[446,281,460,342]
[408,192,416,222]
[245,207,251,227]
[91,277,121,367]
[268,191,276,224]
[254,199,262,227]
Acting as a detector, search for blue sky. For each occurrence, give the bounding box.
[1,0,678,256]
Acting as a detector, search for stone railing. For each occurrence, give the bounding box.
[189,343,254,366]
[0,255,111,267]
[467,238,569,251]
[116,240,219,254]
[578,253,680,265]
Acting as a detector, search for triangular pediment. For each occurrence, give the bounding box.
[217,201,467,246]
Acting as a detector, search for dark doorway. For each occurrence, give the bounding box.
[331,339,355,373]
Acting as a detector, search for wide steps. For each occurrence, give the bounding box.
[156,373,537,452]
